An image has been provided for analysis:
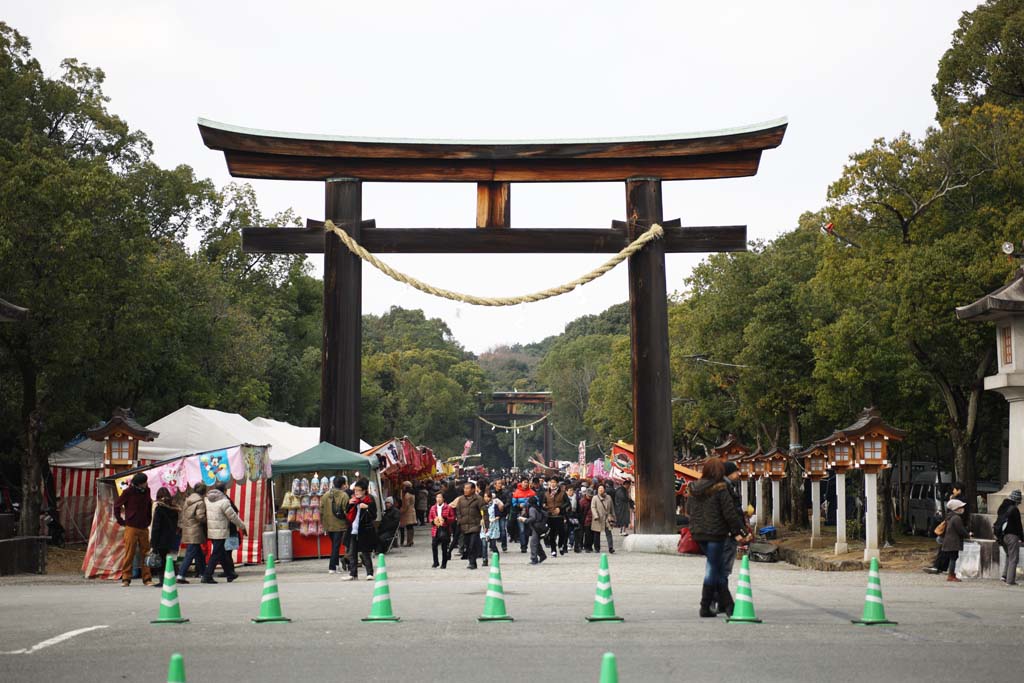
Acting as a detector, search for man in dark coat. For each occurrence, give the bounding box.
[114,473,153,587]
[452,482,484,569]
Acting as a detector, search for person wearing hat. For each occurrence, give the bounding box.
[997,490,1023,585]
[939,499,971,582]
[376,496,400,555]
[113,472,154,587]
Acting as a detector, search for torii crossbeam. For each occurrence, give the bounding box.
[199,117,787,535]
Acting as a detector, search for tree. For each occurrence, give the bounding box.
[933,0,1024,120]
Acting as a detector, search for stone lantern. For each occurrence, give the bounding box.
[765,447,788,527]
[815,408,905,561]
[801,445,829,547]
[85,408,159,475]
[737,455,755,510]
[956,267,1024,509]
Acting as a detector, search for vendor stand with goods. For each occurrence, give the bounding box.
[270,441,380,561]
[363,437,439,512]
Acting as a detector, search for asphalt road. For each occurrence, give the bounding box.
[1,537,1021,682]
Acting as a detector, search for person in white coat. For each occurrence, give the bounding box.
[201,483,247,584]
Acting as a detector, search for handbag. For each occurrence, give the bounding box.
[145,550,163,569]
[225,535,240,551]
[934,520,947,537]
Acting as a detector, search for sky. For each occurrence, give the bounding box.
[7,1,981,353]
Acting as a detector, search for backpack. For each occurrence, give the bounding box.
[749,541,779,563]
[330,491,345,520]
[532,507,549,535]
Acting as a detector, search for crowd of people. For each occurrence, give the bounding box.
[371,474,635,570]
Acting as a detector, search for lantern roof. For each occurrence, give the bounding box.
[799,444,829,458]
[764,447,789,460]
[744,447,765,462]
[0,297,28,323]
[86,408,160,442]
[812,407,906,447]
[956,268,1024,322]
[711,433,750,457]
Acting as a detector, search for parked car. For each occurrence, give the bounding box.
[907,471,954,536]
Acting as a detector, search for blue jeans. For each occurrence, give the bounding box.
[497,518,507,549]
[699,540,728,587]
[177,543,206,578]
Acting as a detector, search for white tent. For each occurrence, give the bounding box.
[250,416,371,459]
[50,406,371,468]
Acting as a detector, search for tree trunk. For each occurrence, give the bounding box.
[18,361,42,537]
[880,466,894,546]
[787,408,807,529]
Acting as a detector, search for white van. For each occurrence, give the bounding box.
[907,471,954,536]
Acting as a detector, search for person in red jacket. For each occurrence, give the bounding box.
[429,492,456,569]
[511,478,536,554]
[114,472,153,587]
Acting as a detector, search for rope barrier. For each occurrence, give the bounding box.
[477,414,549,431]
[322,220,665,307]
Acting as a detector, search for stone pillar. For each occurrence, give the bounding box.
[988,386,1024,511]
[810,480,821,548]
[864,471,879,562]
[771,479,781,528]
[835,472,848,555]
[740,481,749,512]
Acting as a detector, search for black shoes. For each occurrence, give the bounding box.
[201,577,217,584]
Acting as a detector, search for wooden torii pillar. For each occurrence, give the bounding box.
[199,118,787,535]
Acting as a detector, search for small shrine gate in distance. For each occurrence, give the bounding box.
[199,118,787,535]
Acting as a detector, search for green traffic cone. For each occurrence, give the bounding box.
[726,554,762,623]
[166,652,186,682]
[852,557,896,625]
[478,552,514,622]
[152,556,189,624]
[362,554,401,622]
[586,553,624,622]
[252,554,291,623]
[599,652,619,683]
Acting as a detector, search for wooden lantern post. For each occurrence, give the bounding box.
[765,447,789,528]
[85,408,159,476]
[737,455,754,511]
[801,445,829,548]
[749,449,767,528]
[711,434,750,462]
[815,408,905,560]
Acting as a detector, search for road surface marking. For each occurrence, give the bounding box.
[0,625,109,655]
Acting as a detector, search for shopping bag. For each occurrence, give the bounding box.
[955,541,981,579]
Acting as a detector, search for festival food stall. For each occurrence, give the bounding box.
[271,441,379,560]
[364,438,438,500]
[83,445,272,579]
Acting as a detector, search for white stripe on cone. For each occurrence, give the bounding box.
[594,596,613,605]
[736,594,753,603]
[261,592,280,603]
[485,590,505,600]
[160,598,178,608]
[372,594,391,604]
[865,595,883,603]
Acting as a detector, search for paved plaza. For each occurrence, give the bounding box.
[1,542,1022,682]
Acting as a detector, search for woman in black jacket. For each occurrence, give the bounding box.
[150,487,180,587]
[686,459,749,617]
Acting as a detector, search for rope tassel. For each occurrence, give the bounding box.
[322,220,665,307]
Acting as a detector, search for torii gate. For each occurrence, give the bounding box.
[198,117,787,535]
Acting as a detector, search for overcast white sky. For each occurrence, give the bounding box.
[8,1,980,353]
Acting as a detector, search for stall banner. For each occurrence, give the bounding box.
[242,445,264,482]
[113,473,133,496]
[146,459,187,499]
[198,449,232,486]
[227,446,245,482]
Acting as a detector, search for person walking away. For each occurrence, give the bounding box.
[377,497,401,554]
[320,476,350,574]
[452,482,485,569]
[344,479,377,580]
[939,499,971,582]
[176,483,207,583]
[686,459,748,618]
[590,484,616,554]
[721,463,745,582]
[431,492,456,569]
[997,490,1023,585]
[415,484,429,526]
[114,472,154,587]
[202,483,247,584]
[614,479,635,536]
[399,481,417,546]
[150,487,180,587]
[521,495,548,565]
[543,478,568,557]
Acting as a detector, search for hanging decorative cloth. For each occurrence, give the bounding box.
[198,449,232,486]
[226,446,244,482]
[147,460,187,499]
